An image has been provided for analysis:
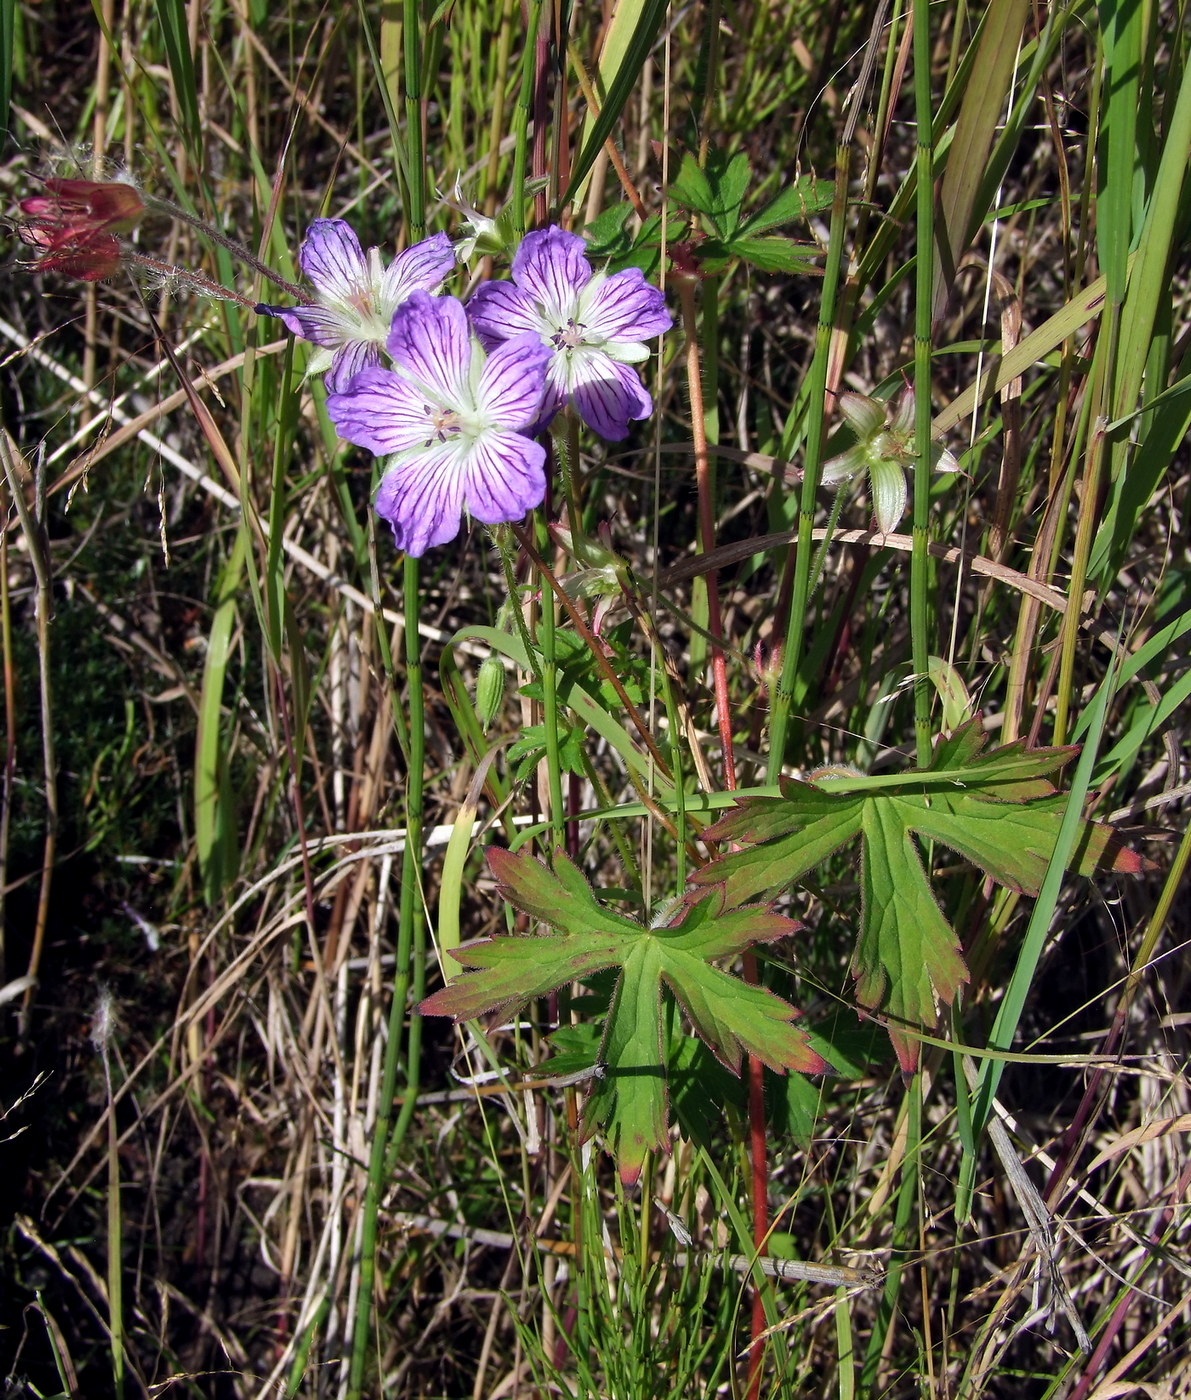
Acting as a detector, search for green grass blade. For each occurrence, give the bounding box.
[934,0,1030,319]
[0,0,15,150]
[194,526,249,904]
[960,623,1123,1212]
[151,0,202,162]
[561,0,668,211]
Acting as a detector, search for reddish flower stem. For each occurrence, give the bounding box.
[676,277,736,790]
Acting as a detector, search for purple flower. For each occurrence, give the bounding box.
[258,219,455,392]
[326,292,551,557]
[467,226,671,440]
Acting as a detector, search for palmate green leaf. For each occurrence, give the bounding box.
[669,149,752,237]
[727,234,821,274]
[693,717,1142,1073]
[738,175,835,236]
[698,235,822,276]
[420,848,825,1183]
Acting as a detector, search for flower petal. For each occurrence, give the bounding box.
[374,442,470,557]
[509,227,591,321]
[381,232,456,307]
[529,369,568,434]
[467,281,548,348]
[869,459,908,534]
[459,431,547,523]
[567,351,652,440]
[838,391,886,439]
[326,368,432,455]
[386,291,471,402]
[299,220,369,305]
[325,339,382,394]
[255,302,351,347]
[581,267,671,342]
[476,333,551,429]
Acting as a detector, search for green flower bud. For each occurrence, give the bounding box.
[475,652,506,730]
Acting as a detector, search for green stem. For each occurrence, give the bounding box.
[766,144,851,781]
[538,533,565,852]
[403,0,425,238]
[348,557,426,1399]
[910,0,935,767]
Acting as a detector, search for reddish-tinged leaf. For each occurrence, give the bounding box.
[420,848,825,1183]
[694,716,1140,1072]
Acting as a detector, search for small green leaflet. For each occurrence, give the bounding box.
[692,717,1142,1073]
[664,149,831,276]
[420,848,825,1184]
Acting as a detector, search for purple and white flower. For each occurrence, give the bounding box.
[326,291,551,557]
[258,218,455,393]
[467,226,671,440]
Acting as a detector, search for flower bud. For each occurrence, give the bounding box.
[475,652,506,730]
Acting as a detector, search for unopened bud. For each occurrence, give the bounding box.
[475,653,505,729]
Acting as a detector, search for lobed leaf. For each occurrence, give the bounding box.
[739,175,835,235]
[420,847,825,1182]
[694,717,1140,1071]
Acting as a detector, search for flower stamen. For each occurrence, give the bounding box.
[552,318,587,351]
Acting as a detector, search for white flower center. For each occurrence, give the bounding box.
[423,403,462,446]
[551,317,587,351]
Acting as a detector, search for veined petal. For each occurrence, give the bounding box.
[459,431,547,523]
[467,281,548,347]
[299,220,369,306]
[838,391,886,439]
[256,302,355,348]
[869,458,908,534]
[530,371,568,433]
[476,333,551,428]
[374,442,470,557]
[381,232,455,308]
[581,267,672,342]
[326,368,433,455]
[509,227,590,321]
[567,351,652,440]
[386,291,472,403]
[325,339,381,394]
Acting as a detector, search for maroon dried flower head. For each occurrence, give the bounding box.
[17,176,145,281]
[21,177,145,230]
